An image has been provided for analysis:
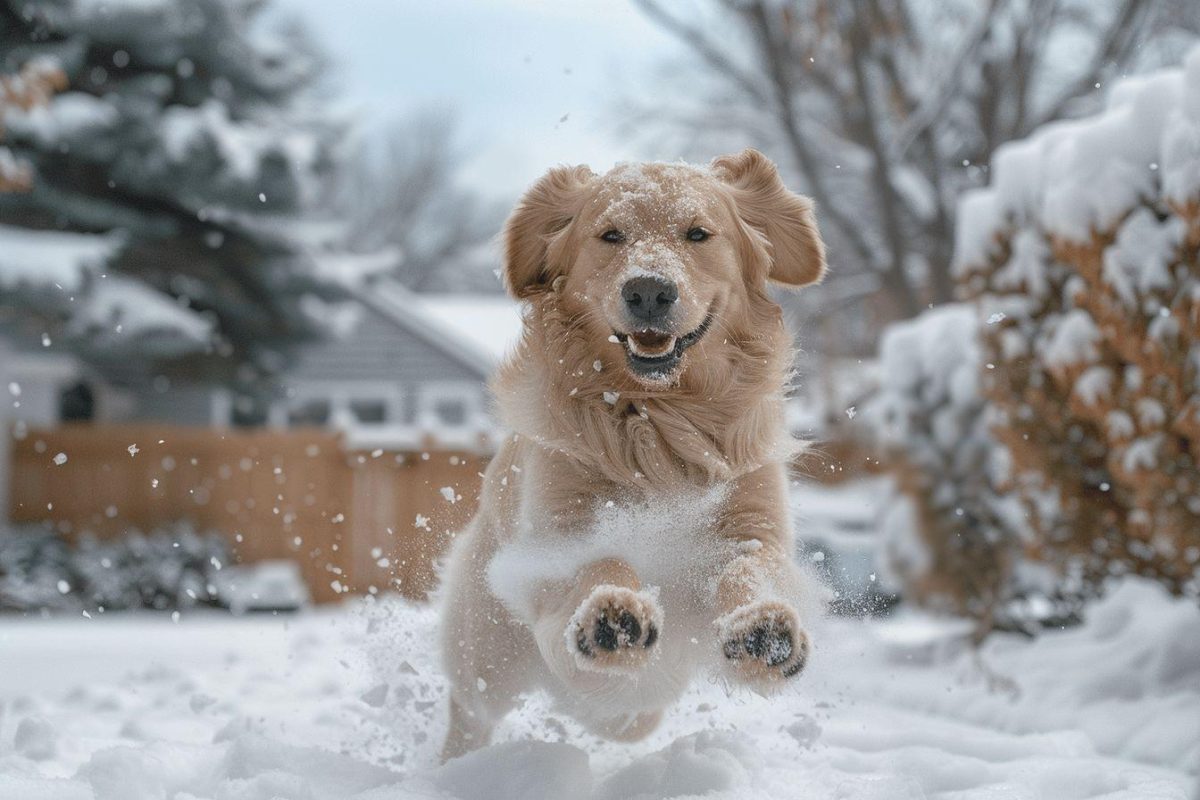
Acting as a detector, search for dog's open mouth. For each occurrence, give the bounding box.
[614,314,713,379]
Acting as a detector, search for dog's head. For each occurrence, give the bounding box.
[503,149,825,386]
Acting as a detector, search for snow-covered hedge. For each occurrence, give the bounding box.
[952,45,1200,602]
[0,522,228,612]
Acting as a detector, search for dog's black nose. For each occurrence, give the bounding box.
[621,276,678,322]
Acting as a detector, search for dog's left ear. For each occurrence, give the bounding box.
[712,149,826,289]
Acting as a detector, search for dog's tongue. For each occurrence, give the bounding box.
[631,330,674,354]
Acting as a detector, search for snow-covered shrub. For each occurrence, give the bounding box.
[955,45,1200,603]
[0,522,228,612]
[868,306,1091,636]
[868,305,1033,631]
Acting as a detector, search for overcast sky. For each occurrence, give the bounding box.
[277,0,685,202]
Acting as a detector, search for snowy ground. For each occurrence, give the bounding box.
[0,579,1197,800]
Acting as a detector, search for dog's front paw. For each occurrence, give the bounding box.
[717,601,809,686]
[567,585,662,673]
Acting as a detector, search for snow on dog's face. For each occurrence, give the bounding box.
[502,150,826,386]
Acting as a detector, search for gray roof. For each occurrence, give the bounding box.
[286,281,508,386]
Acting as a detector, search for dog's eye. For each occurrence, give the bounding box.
[686,227,710,242]
[600,229,625,244]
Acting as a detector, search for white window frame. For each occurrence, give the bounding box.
[416,381,484,430]
[271,381,405,430]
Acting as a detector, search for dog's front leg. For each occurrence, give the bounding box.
[712,464,812,688]
[531,557,662,684]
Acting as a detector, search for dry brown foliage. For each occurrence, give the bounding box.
[958,198,1200,601]
[0,58,66,192]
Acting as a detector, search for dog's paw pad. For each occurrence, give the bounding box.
[568,585,662,672]
[717,601,809,684]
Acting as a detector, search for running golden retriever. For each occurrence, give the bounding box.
[439,149,826,760]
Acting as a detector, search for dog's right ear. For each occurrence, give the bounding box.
[503,165,595,298]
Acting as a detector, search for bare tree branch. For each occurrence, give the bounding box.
[889,0,1004,160]
[1035,0,1149,127]
[334,112,501,292]
[631,0,770,105]
[633,0,1199,336]
[742,3,882,273]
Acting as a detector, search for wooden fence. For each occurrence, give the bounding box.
[6,425,487,603]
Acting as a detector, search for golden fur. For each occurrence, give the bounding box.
[439,149,826,760]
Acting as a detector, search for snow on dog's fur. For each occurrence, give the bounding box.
[438,150,827,760]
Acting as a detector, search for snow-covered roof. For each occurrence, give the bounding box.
[291,281,522,385]
[417,292,524,365]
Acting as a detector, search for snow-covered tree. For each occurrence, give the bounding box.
[0,0,375,377]
[634,0,1200,328]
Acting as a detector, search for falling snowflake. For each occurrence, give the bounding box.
[127,444,139,457]
[440,486,458,504]
[52,452,67,466]
[414,514,430,530]
[845,406,857,420]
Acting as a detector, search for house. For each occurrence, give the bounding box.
[2,279,525,445]
[268,282,523,451]
[121,280,525,449]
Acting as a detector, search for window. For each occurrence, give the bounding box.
[417,383,481,430]
[233,394,269,428]
[288,398,331,426]
[59,381,95,422]
[433,398,467,426]
[350,399,387,424]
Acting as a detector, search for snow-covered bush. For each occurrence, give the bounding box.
[0,521,228,612]
[867,304,1035,631]
[955,45,1200,603]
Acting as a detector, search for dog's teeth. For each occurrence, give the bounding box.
[628,336,677,357]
